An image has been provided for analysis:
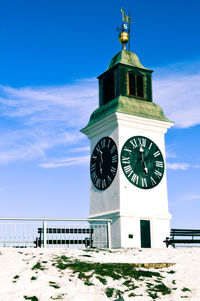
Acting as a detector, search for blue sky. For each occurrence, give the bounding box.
[0,0,199,228]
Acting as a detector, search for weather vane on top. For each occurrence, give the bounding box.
[118,8,132,51]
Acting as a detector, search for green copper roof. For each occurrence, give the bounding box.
[81,96,173,131]
[107,50,151,71]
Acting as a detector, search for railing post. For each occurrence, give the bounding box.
[107,220,112,249]
[43,220,47,248]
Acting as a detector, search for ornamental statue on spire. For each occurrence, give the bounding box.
[118,8,132,50]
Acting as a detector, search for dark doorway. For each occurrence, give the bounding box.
[140,220,151,248]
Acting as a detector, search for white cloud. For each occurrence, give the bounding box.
[40,155,90,168]
[0,80,97,165]
[169,193,200,205]
[167,162,190,170]
[183,194,200,201]
[68,146,90,153]
[0,60,199,166]
[165,149,177,159]
[167,162,200,170]
[153,66,200,128]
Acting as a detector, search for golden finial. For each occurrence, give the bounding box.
[118,8,132,50]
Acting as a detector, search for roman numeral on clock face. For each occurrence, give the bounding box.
[101,179,106,189]
[154,170,162,178]
[130,139,137,148]
[123,165,133,177]
[124,147,132,153]
[121,156,130,164]
[90,163,96,171]
[112,155,118,163]
[150,176,157,186]
[91,171,97,182]
[96,144,101,153]
[142,178,148,188]
[124,165,132,174]
[95,178,101,188]
[138,138,146,147]
[153,150,160,158]
[107,175,112,184]
[100,138,106,148]
[110,166,117,175]
[131,173,139,184]
[148,142,153,150]
[155,161,164,168]
[111,145,116,154]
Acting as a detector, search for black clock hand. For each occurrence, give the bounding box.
[100,161,102,174]
[99,151,103,174]
[100,151,103,163]
[142,153,148,174]
[139,146,148,174]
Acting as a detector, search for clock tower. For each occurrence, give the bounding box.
[81,11,173,248]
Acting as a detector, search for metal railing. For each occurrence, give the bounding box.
[0,218,112,249]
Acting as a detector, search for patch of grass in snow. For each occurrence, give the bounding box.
[50,294,65,300]
[54,258,163,281]
[60,255,70,262]
[32,261,46,271]
[147,282,171,296]
[123,279,138,291]
[167,270,176,274]
[84,280,94,286]
[105,288,114,297]
[128,292,143,297]
[13,274,20,283]
[96,276,107,285]
[53,256,175,299]
[49,281,60,289]
[182,287,191,292]
[147,291,159,299]
[24,296,39,301]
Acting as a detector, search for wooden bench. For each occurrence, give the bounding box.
[34,228,93,248]
[164,229,200,248]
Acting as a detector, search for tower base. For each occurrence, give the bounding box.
[89,212,171,248]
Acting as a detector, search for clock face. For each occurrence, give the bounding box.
[90,137,118,190]
[121,136,165,189]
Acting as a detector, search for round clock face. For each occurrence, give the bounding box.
[90,137,118,190]
[121,136,165,189]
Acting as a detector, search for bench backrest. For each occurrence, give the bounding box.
[170,229,200,237]
[38,228,94,234]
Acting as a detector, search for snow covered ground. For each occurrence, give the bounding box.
[0,247,199,300]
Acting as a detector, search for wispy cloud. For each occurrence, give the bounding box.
[0,80,97,165]
[0,60,199,166]
[153,64,200,128]
[169,193,200,205]
[68,146,90,153]
[40,155,90,168]
[167,162,200,170]
[165,149,177,159]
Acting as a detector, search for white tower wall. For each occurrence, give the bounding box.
[85,112,173,248]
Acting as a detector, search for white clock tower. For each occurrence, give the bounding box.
[81,13,173,248]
